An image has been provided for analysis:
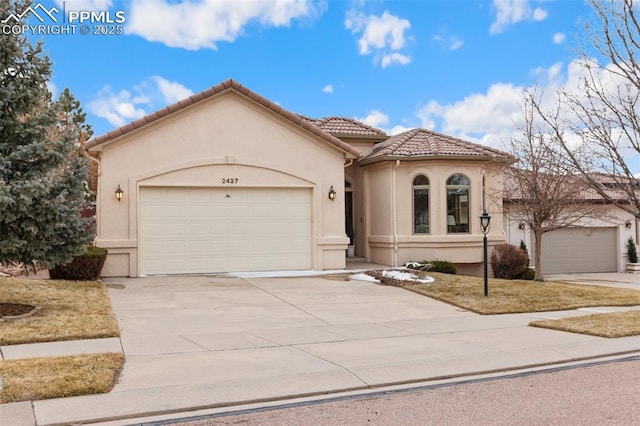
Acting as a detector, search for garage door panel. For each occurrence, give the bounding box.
[537,227,617,274]
[140,187,312,275]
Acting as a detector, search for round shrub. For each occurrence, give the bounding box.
[490,243,529,280]
[406,260,457,274]
[49,246,108,281]
[516,267,536,280]
[429,260,457,274]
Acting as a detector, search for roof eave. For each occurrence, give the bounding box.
[358,154,505,166]
[329,133,389,142]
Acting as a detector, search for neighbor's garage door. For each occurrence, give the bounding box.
[538,227,617,274]
[139,187,312,275]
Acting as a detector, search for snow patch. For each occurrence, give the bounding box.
[382,269,434,284]
[349,273,381,283]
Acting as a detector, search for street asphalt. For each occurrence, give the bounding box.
[1,270,639,425]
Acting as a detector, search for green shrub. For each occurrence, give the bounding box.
[519,240,530,269]
[516,267,536,280]
[406,260,457,274]
[49,246,108,281]
[627,237,638,263]
[490,243,529,280]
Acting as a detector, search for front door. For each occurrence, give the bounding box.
[345,180,354,256]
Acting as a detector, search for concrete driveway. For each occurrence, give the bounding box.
[29,273,640,425]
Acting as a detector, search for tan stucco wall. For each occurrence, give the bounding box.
[345,139,378,258]
[93,91,349,276]
[363,159,505,271]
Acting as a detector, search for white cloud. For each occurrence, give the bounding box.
[433,34,464,51]
[126,0,326,50]
[355,109,389,128]
[386,125,413,135]
[449,37,464,50]
[322,84,333,94]
[89,86,148,127]
[55,0,113,9]
[150,76,194,103]
[532,7,547,21]
[553,32,566,44]
[89,76,193,128]
[417,100,442,130]
[349,10,410,54]
[490,0,547,34]
[425,83,524,137]
[531,61,564,87]
[345,9,411,68]
[411,58,640,154]
[355,110,412,135]
[381,52,411,68]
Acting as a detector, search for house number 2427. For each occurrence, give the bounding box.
[221,178,239,184]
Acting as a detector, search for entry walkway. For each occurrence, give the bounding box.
[1,272,639,425]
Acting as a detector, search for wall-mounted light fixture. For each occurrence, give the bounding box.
[626,220,632,229]
[328,186,336,201]
[518,221,526,230]
[115,184,124,202]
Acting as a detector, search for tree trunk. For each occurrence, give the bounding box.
[533,230,544,281]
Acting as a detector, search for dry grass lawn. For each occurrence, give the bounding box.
[0,277,120,345]
[0,353,124,403]
[375,272,640,315]
[530,310,640,338]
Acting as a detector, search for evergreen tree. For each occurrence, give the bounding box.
[0,0,92,271]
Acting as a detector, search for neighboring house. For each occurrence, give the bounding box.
[504,173,638,274]
[86,79,510,277]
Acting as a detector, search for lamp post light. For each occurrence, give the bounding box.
[480,209,491,297]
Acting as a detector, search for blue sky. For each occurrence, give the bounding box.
[15,0,594,148]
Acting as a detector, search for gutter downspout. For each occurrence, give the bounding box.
[392,160,400,266]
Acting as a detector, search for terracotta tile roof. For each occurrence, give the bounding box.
[85,79,361,158]
[359,128,511,165]
[298,115,387,138]
[503,170,633,203]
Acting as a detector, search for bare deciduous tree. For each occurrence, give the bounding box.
[502,91,606,281]
[533,0,640,218]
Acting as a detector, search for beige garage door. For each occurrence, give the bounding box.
[537,227,617,274]
[139,187,312,275]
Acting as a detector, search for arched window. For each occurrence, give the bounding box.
[446,174,470,234]
[413,175,429,234]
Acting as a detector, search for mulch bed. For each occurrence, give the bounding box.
[0,303,37,318]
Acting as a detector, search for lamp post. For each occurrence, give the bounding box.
[480,209,491,297]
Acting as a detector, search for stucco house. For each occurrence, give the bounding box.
[85,79,512,277]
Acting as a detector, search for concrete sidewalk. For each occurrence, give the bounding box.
[1,272,639,425]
